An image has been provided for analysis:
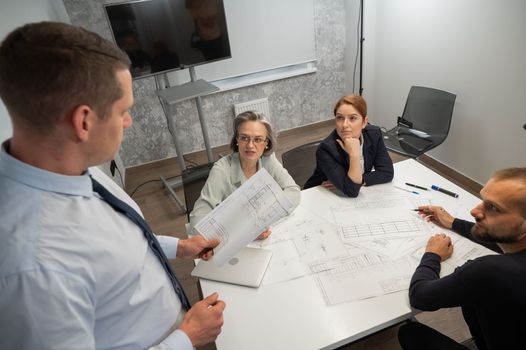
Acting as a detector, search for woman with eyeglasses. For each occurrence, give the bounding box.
[304,94,394,197]
[189,111,300,239]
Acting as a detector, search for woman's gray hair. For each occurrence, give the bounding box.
[230,111,275,155]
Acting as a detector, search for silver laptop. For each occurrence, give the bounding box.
[191,247,272,288]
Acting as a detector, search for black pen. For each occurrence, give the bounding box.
[405,182,428,191]
[431,185,459,198]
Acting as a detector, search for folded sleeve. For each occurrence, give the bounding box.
[149,329,193,350]
[156,234,179,259]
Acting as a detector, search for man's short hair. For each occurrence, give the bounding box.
[0,22,131,131]
[492,167,526,217]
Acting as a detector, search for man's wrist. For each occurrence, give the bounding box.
[424,249,448,262]
[423,251,442,261]
[176,239,187,258]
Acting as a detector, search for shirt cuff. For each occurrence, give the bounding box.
[420,252,442,274]
[155,234,179,260]
[451,218,475,234]
[162,329,193,350]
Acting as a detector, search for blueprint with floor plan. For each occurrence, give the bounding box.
[195,168,293,266]
[251,186,495,305]
[250,205,346,284]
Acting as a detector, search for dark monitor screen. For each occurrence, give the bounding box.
[104,0,231,79]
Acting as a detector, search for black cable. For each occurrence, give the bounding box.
[183,155,199,168]
[352,0,362,93]
[359,0,364,95]
[129,179,162,197]
[128,172,182,198]
[114,164,124,188]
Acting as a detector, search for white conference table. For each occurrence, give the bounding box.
[198,159,483,350]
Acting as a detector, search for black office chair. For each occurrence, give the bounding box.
[181,162,214,221]
[381,86,456,158]
[281,140,321,189]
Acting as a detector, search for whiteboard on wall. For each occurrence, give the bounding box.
[171,0,316,83]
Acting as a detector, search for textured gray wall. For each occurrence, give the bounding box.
[63,0,346,167]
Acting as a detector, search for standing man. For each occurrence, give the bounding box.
[0,22,224,349]
[399,168,526,350]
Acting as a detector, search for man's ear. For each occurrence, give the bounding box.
[70,105,95,142]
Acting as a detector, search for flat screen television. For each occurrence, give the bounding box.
[104,0,231,79]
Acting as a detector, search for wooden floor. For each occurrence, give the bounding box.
[125,120,478,350]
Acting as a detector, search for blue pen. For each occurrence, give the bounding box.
[394,185,419,195]
[431,185,459,198]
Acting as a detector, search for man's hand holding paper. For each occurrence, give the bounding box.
[177,235,220,260]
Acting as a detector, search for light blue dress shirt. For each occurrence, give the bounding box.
[0,142,192,350]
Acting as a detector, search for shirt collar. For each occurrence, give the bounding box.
[229,152,262,186]
[0,140,93,198]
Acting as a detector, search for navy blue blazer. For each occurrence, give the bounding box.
[304,124,394,197]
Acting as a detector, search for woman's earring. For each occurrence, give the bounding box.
[265,146,268,149]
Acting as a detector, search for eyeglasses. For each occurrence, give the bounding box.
[237,135,268,145]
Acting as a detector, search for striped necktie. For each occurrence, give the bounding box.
[91,177,191,310]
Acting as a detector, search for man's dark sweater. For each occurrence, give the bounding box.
[409,219,526,350]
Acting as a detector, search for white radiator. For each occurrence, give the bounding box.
[233,98,271,122]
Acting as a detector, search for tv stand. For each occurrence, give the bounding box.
[157,78,218,106]
[156,67,219,212]
[157,67,219,164]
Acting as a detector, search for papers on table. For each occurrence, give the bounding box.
[310,254,417,304]
[250,205,345,284]
[252,184,496,306]
[194,168,293,266]
[412,234,498,277]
